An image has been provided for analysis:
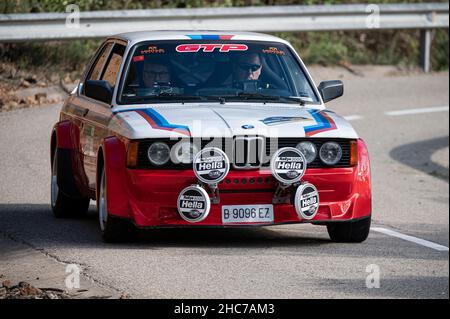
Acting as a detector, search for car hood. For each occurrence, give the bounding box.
[110,103,358,139]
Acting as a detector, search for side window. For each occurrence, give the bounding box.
[87,42,113,81]
[100,44,126,87]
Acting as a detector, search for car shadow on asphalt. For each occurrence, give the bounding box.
[0,204,333,250]
[0,204,447,261]
[390,135,449,183]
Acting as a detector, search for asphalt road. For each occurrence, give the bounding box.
[0,68,448,299]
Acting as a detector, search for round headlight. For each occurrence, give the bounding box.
[148,142,170,166]
[319,142,342,165]
[296,141,317,164]
[171,141,199,164]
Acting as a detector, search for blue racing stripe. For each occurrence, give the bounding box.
[185,34,234,40]
[142,108,190,132]
[114,108,191,135]
[186,35,219,40]
[304,109,331,134]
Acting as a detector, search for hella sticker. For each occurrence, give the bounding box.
[177,185,211,223]
[193,147,230,185]
[270,147,307,185]
[294,183,319,220]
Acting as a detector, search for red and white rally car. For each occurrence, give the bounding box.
[50,31,371,242]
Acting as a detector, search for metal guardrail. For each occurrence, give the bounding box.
[0,3,448,71]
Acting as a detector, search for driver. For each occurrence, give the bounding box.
[142,57,171,88]
[232,52,263,82]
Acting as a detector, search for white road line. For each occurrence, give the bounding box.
[343,115,363,121]
[385,106,449,116]
[372,227,449,252]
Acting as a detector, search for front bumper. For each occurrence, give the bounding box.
[103,139,371,228]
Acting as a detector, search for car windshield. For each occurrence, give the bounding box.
[119,40,320,105]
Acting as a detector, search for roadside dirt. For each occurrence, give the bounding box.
[1,279,81,299]
[0,62,76,113]
[0,233,127,299]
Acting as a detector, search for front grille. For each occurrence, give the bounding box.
[136,137,354,169]
[233,136,264,169]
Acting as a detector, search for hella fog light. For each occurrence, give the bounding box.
[294,183,320,220]
[193,147,230,185]
[177,185,211,223]
[270,147,307,185]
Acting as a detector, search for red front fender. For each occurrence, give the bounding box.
[100,136,132,219]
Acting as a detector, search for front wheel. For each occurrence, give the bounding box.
[51,149,90,218]
[326,216,371,243]
[98,168,136,243]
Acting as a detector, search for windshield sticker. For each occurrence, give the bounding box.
[175,44,248,53]
[132,55,145,62]
[141,46,165,54]
[262,47,285,55]
[186,35,234,40]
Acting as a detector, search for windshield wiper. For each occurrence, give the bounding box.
[211,92,280,104]
[220,92,307,105]
[124,93,206,103]
[204,96,227,104]
[236,92,281,101]
[239,93,318,106]
[154,92,207,100]
[279,96,318,106]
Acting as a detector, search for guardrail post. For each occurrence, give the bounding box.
[420,29,432,73]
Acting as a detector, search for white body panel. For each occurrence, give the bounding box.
[110,103,358,140]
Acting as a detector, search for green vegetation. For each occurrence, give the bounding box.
[0,0,448,74]
[1,40,101,76]
[279,29,448,70]
[2,0,448,12]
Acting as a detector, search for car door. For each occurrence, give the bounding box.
[57,41,114,198]
[78,41,127,190]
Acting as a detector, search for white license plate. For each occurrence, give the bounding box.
[222,205,274,224]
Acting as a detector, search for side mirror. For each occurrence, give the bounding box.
[318,80,343,103]
[84,80,113,104]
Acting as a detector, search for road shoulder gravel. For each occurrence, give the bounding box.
[0,232,125,299]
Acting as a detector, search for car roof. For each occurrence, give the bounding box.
[109,30,289,46]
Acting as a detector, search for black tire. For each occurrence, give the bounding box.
[102,216,137,243]
[98,168,136,243]
[51,149,90,218]
[326,216,371,243]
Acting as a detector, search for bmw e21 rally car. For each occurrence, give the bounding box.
[50,31,371,243]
